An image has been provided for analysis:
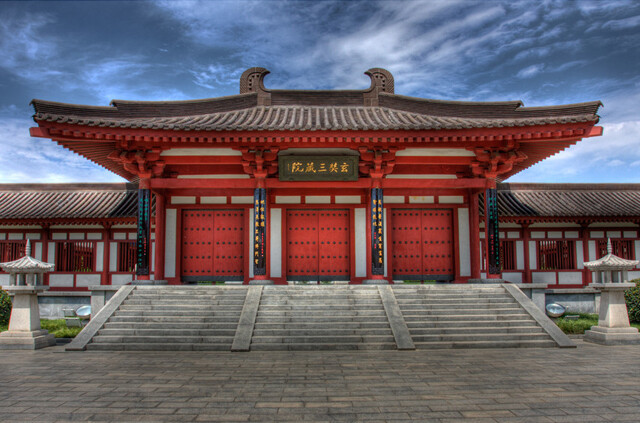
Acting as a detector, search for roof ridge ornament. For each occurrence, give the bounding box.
[364,68,394,94]
[607,237,612,255]
[25,239,31,257]
[239,67,271,105]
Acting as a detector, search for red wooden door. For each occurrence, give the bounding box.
[318,210,350,280]
[286,210,318,279]
[286,209,350,281]
[390,209,454,281]
[213,210,244,280]
[390,210,423,279]
[421,209,454,280]
[181,210,244,282]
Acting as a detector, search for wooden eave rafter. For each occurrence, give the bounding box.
[0,217,138,227]
[484,215,640,224]
[30,122,602,182]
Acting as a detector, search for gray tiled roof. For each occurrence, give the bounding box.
[31,91,601,132]
[486,184,640,218]
[0,183,638,222]
[0,184,141,221]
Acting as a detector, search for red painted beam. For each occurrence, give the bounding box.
[382,178,488,189]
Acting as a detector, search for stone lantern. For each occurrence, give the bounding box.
[0,240,56,349]
[583,239,640,345]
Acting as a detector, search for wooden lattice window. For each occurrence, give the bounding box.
[117,241,136,273]
[537,240,576,270]
[596,239,635,261]
[0,241,26,262]
[55,241,95,272]
[500,240,516,271]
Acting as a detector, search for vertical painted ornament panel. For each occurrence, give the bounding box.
[136,189,151,276]
[253,188,267,276]
[486,188,501,274]
[371,188,384,275]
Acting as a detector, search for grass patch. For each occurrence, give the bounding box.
[555,313,640,334]
[39,319,83,338]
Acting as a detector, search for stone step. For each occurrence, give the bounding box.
[396,298,514,304]
[403,314,532,322]
[249,343,396,351]
[259,299,382,305]
[118,305,244,311]
[252,328,393,336]
[253,322,391,330]
[257,310,387,316]
[114,310,241,317]
[398,303,518,310]
[98,328,237,337]
[409,326,544,335]
[394,293,510,299]
[400,308,526,316]
[257,305,383,311]
[92,335,234,344]
[108,316,241,323]
[411,333,551,343]
[406,320,539,329]
[104,322,239,330]
[413,340,558,349]
[250,335,395,344]
[86,343,231,351]
[255,316,390,323]
[124,299,246,306]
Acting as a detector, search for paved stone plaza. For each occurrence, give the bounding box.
[1,340,639,422]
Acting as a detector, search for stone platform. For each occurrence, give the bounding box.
[1,340,639,422]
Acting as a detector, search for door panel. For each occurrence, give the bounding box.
[390,210,423,279]
[318,211,350,280]
[421,209,454,280]
[181,209,244,281]
[391,208,455,281]
[286,209,350,281]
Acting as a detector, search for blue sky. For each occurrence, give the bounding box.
[1,0,639,183]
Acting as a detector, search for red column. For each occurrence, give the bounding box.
[42,225,50,287]
[101,225,110,285]
[154,192,165,281]
[469,189,481,279]
[581,223,591,286]
[522,223,531,283]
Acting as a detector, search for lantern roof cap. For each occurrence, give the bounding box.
[0,240,55,273]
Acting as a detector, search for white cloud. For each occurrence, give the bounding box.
[516,64,545,79]
[0,118,125,183]
[0,12,62,81]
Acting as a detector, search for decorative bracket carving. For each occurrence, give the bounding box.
[241,148,279,184]
[470,147,527,179]
[107,149,166,179]
[359,147,397,184]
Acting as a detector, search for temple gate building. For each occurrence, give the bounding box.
[1,68,638,290]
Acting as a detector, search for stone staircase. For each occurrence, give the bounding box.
[86,286,246,351]
[72,284,572,352]
[394,285,557,348]
[250,286,396,350]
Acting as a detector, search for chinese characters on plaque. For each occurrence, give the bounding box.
[371,188,384,275]
[136,189,151,275]
[486,188,501,274]
[253,188,267,275]
[279,156,359,181]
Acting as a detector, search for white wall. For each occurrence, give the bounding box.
[355,208,366,277]
[165,209,177,278]
[270,208,282,278]
[458,208,470,277]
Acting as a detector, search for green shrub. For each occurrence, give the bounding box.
[624,279,640,323]
[0,288,11,326]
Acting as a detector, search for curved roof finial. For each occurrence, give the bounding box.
[365,68,394,94]
[240,67,270,94]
